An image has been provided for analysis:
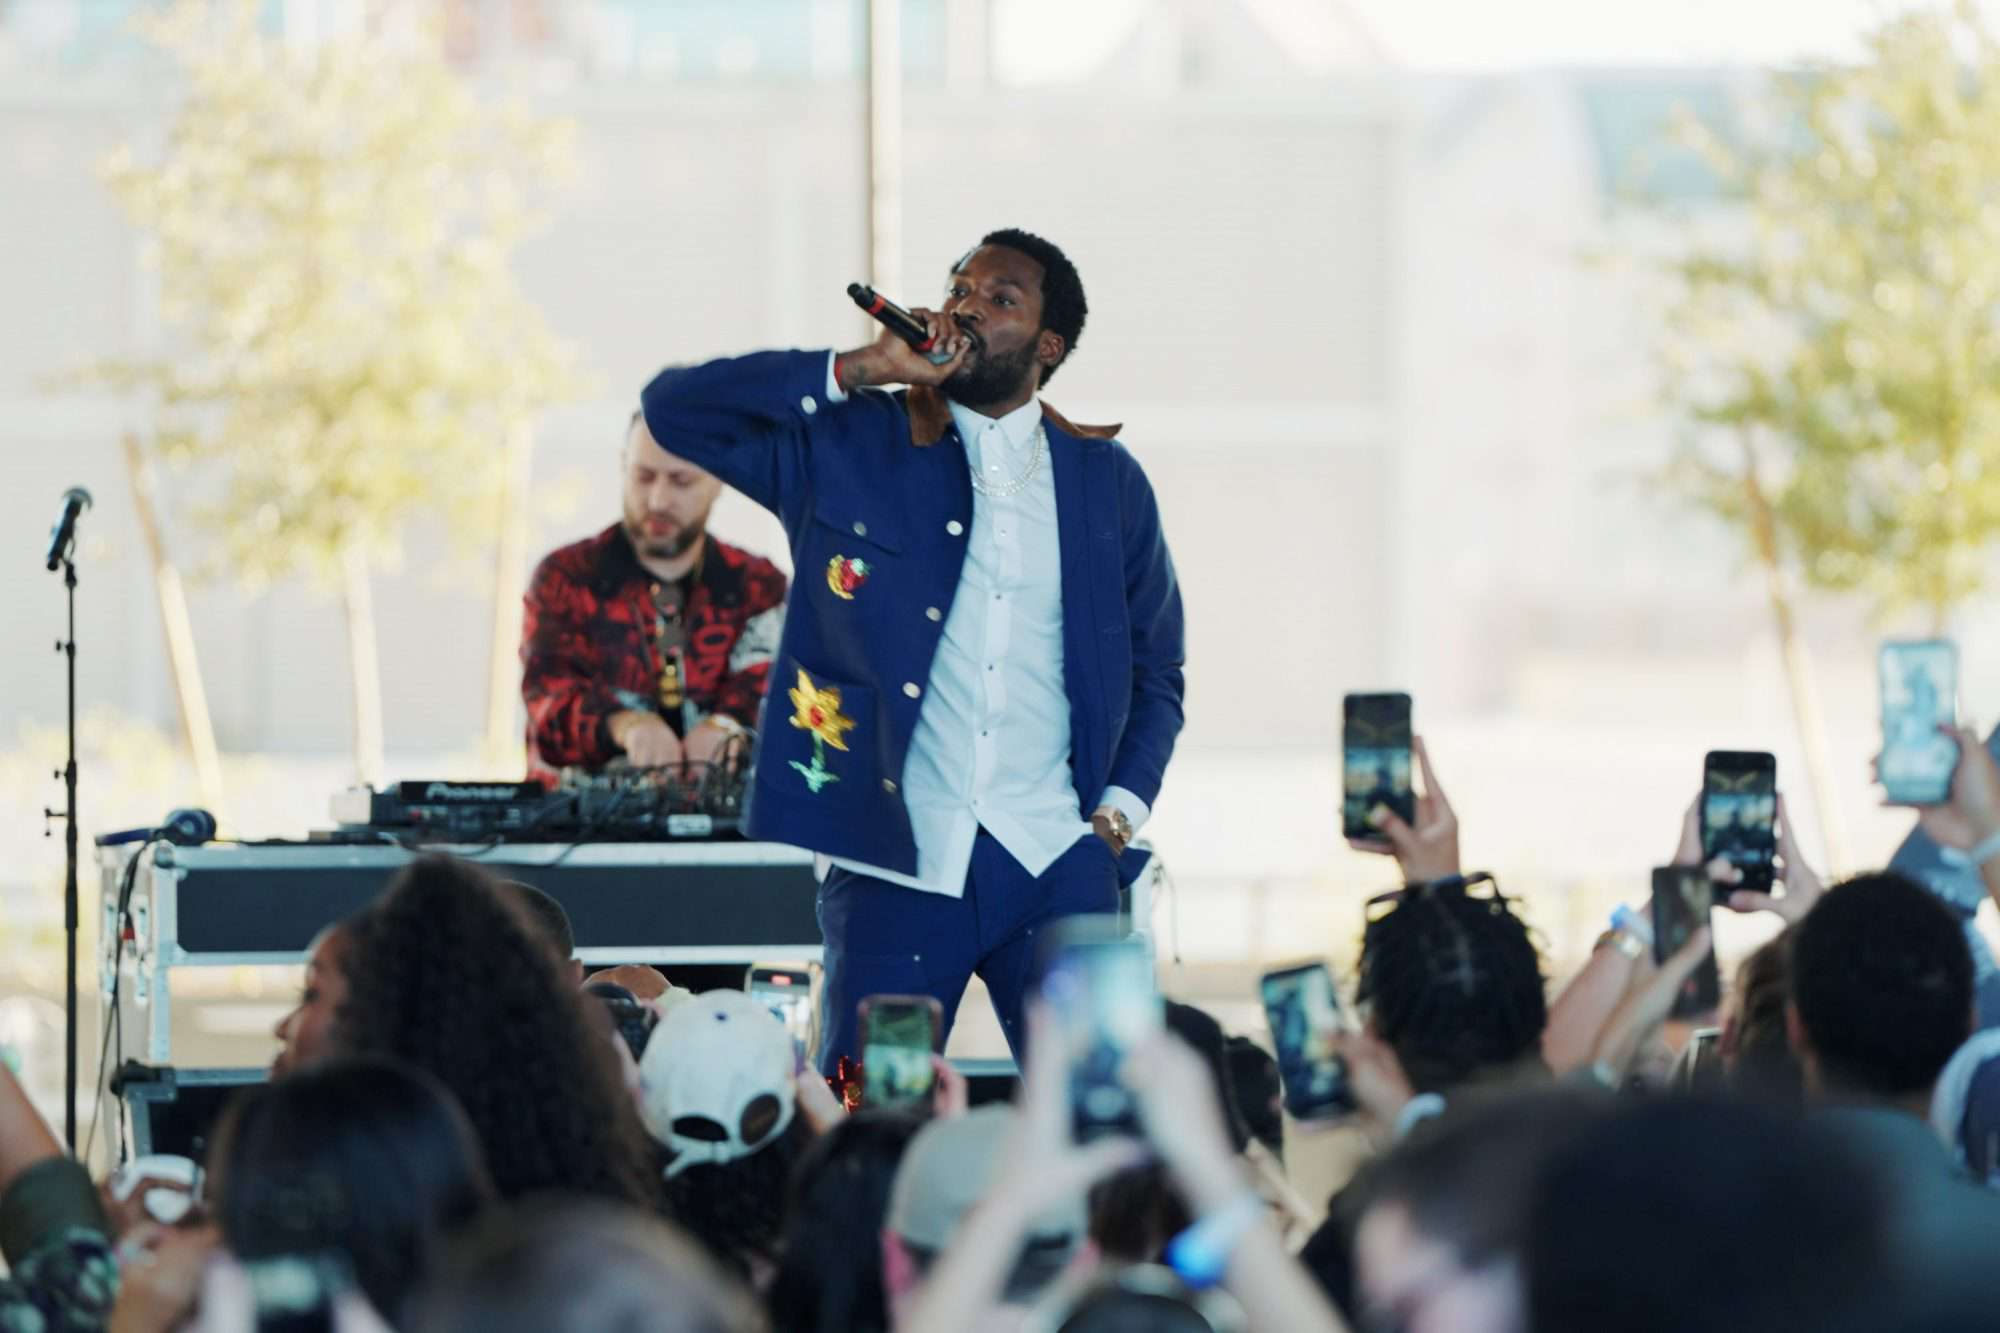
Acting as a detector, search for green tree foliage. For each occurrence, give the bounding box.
[86,0,582,775]
[1660,2,2000,627]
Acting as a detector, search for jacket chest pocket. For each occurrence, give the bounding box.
[810,501,904,607]
[811,501,904,556]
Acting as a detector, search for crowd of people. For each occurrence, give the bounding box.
[0,720,1992,1331]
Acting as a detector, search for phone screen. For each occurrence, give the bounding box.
[1879,640,1959,806]
[1699,751,1777,893]
[1652,866,1720,1017]
[1259,962,1353,1120]
[859,995,941,1110]
[1343,693,1414,840]
[1040,918,1160,1141]
[746,965,815,1064]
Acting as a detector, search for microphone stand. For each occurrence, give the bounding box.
[42,551,80,1149]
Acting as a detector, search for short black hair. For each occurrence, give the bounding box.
[1164,1001,1250,1153]
[1365,1087,1609,1271]
[1525,1097,1887,1333]
[768,1110,926,1333]
[1789,871,1973,1100]
[503,879,575,962]
[1224,1037,1283,1160]
[210,1058,498,1320]
[964,227,1087,386]
[1355,883,1548,1094]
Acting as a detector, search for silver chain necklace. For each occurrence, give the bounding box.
[968,423,1046,500]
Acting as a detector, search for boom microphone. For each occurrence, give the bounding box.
[45,486,91,572]
[846,283,959,366]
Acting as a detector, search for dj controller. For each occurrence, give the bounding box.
[323,762,749,844]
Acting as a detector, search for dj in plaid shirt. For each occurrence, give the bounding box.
[521,413,787,783]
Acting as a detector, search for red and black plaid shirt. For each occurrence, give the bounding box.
[521,524,788,781]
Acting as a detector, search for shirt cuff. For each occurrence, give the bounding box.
[1096,787,1151,834]
[825,351,849,405]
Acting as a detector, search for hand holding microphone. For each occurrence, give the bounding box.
[838,283,972,391]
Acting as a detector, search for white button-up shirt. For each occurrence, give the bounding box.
[822,358,1147,896]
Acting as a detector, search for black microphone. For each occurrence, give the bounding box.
[45,487,91,572]
[846,283,959,366]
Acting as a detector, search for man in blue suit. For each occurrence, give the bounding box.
[642,229,1186,1072]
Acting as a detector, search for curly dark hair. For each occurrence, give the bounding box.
[337,855,661,1209]
[1355,882,1548,1094]
[965,227,1087,386]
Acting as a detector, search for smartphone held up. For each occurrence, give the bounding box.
[746,963,816,1066]
[1258,961,1354,1120]
[1699,750,1777,897]
[858,994,943,1111]
[1038,916,1160,1142]
[1343,692,1413,841]
[1651,866,1721,1018]
[1878,638,1960,807]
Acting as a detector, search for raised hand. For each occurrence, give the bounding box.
[1916,725,2000,852]
[1591,926,1715,1075]
[1326,1030,1417,1134]
[1348,735,1461,884]
[1728,796,1824,922]
[835,307,972,391]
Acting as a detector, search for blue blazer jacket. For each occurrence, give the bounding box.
[641,350,1186,879]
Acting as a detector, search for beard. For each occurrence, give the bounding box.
[623,509,708,562]
[943,335,1041,410]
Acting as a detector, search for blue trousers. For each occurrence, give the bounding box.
[815,828,1121,1075]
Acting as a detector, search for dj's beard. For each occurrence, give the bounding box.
[943,337,1042,411]
[622,511,710,562]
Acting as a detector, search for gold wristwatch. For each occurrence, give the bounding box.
[1097,808,1134,853]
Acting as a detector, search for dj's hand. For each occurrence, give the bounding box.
[835,307,972,391]
[609,710,683,771]
[683,717,741,772]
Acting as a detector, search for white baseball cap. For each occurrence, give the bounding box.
[637,989,798,1178]
[888,1104,1089,1253]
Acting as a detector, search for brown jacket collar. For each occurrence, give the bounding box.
[905,384,1121,447]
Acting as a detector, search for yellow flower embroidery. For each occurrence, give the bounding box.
[787,669,856,793]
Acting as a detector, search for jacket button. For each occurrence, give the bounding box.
[925,607,942,622]
[883,779,898,794]
[853,520,868,537]
[801,395,818,414]
[903,682,922,699]
[946,520,964,536]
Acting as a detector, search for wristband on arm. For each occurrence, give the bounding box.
[1164,1191,1265,1290]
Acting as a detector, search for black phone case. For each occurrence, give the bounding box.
[1699,757,1777,895]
